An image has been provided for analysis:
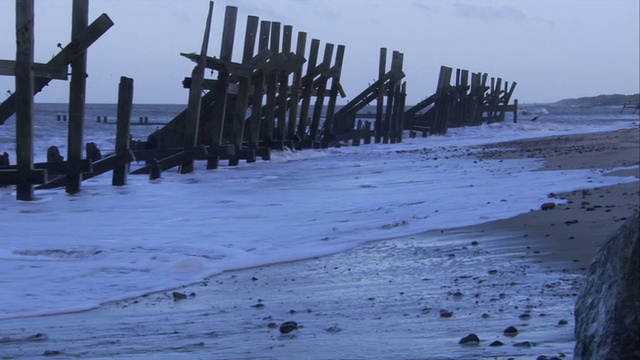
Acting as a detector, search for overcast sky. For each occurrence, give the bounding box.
[1,0,638,105]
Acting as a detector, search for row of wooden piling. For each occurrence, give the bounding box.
[0,1,518,201]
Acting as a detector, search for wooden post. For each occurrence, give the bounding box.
[261,21,280,146]
[375,48,386,143]
[208,6,237,169]
[309,43,334,145]
[112,76,133,186]
[297,38,319,143]
[66,0,89,194]
[228,15,258,166]
[287,31,306,141]
[275,25,292,142]
[181,1,213,173]
[14,0,35,200]
[322,44,345,142]
[248,20,270,150]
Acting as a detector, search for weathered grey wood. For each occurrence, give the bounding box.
[275,25,292,141]
[0,169,47,186]
[296,38,319,141]
[248,20,270,149]
[0,13,113,125]
[181,1,213,174]
[14,0,36,199]
[287,31,306,140]
[396,81,406,143]
[382,51,402,143]
[2,159,91,176]
[208,6,237,170]
[65,0,89,195]
[375,47,387,143]
[112,76,133,186]
[309,43,334,143]
[0,60,67,80]
[322,44,345,141]
[37,151,134,189]
[229,15,258,166]
[261,21,280,145]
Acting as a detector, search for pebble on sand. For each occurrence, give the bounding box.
[503,325,519,337]
[458,333,480,345]
[279,321,298,334]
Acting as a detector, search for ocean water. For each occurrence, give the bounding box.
[0,104,638,320]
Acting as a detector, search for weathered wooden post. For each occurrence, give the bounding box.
[296,38,320,144]
[14,0,38,200]
[208,6,237,169]
[66,0,88,194]
[375,48,386,143]
[275,25,292,142]
[261,21,280,147]
[181,1,214,173]
[228,15,258,166]
[322,44,345,144]
[248,20,270,151]
[287,31,306,142]
[112,76,133,186]
[309,43,334,146]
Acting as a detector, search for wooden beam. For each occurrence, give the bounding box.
[181,1,213,174]
[14,0,36,199]
[0,169,47,186]
[287,31,306,140]
[322,44,345,140]
[208,6,237,170]
[0,60,67,80]
[248,20,270,149]
[375,47,386,143]
[0,13,113,125]
[65,0,89,195]
[112,76,133,185]
[309,43,334,143]
[296,38,319,141]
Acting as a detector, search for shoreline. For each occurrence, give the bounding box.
[0,128,638,359]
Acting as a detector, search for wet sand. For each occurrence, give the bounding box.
[0,128,638,359]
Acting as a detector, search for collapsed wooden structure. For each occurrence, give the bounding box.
[0,1,518,201]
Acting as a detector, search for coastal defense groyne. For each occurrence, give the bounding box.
[0,1,518,200]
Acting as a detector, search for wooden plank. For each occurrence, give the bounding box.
[181,1,214,174]
[287,31,306,140]
[309,43,334,143]
[0,60,67,80]
[0,169,47,186]
[275,25,292,141]
[375,47,386,143]
[322,44,345,141]
[36,152,133,189]
[261,21,280,145]
[229,15,258,166]
[0,13,113,125]
[248,20,270,149]
[65,0,89,194]
[112,76,133,185]
[296,38,320,141]
[0,159,92,175]
[14,0,36,199]
[208,6,237,170]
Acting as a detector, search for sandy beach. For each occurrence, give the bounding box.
[1,128,638,359]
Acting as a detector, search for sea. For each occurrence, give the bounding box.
[0,103,638,358]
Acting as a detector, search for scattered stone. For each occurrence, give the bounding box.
[519,313,531,320]
[279,321,298,334]
[43,350,61,356]
[471,240,479,246]
[458,333,480,345]
[324,325,342,333]
[251,303,265,309]
[488,269,498,275]
[504,325,519,337]
[267,322,278,329]
[514,341,534,347]
[536,356,549,360]
[540,202,556,211]
[439,309,453,318]
[481,313,490,319]
[251,277,258,281]
[489,340,504,347]
[172,291,187,300]
[558,319,568,325]
[565,219,579,225]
